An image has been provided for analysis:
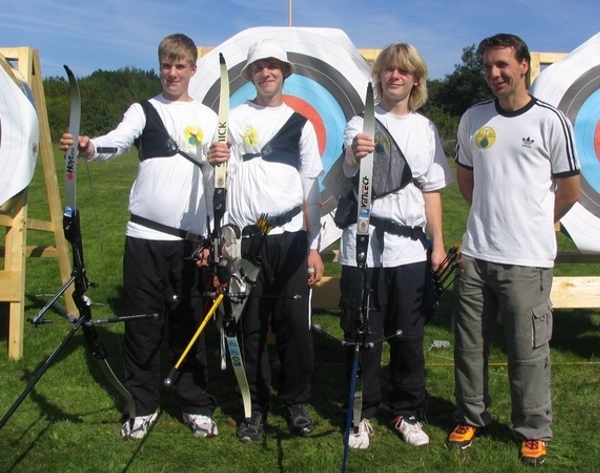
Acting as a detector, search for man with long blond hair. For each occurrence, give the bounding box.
[337,43,453,449]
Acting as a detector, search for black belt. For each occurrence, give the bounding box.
[370,216,426,244]
[266,205,302,228]
[129,214,202,242]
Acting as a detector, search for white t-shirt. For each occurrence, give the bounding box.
[455,97,580,267]
[226,101,323,246]
[339,106,453,268]
[90,94,217,240]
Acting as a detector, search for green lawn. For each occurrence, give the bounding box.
[1,148,600,472]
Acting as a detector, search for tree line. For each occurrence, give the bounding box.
[43,45,492,155]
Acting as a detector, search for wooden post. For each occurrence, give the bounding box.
[528,52,567,87]
[0,47,75,359]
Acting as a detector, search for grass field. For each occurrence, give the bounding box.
[1,148,600,472]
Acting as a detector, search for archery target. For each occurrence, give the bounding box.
[0,55,39,213]
[189,27,372,250]
[531,31,600,253]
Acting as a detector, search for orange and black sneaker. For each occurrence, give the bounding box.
[446,424,478,449]
[520,439,547,466]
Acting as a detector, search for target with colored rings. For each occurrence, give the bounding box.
[531,32,600,253]
[560,69,600,216]
[0,55,39,213]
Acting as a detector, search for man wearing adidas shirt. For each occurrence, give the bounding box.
[447,33,581,467]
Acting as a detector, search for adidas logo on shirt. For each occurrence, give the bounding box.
[521,137,535,148]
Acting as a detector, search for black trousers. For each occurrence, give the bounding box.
[239,230,313,415]
[123,236,216,417]
[339,261,427,420]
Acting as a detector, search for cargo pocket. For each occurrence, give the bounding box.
[532,302,553,348]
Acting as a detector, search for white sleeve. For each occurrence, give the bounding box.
[548,109,580,175]
[90,103,145,161]
[342,115,363,177]
[417,121,454,192]
[298,120,323,178]
[301,174,322,250]
[454,112,473,169]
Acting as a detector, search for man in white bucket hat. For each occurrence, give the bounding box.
[208,38,324,442]
[240,38,296,81]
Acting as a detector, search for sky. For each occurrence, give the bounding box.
[2,0,600,81]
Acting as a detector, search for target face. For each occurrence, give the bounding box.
[189,27,372,250]
[531,32,600,253]
[0,56,39,211]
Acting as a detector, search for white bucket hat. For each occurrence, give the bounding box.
[240,39,295,81]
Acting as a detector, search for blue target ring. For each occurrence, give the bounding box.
[559,64,600,216]
[574,88,600,194]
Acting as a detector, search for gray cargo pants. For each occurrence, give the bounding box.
[452,255,553,441]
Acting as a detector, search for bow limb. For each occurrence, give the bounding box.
[211,55,252,419]
[63,65,137,419]
[212,52,229,241]
[342,83,375,473]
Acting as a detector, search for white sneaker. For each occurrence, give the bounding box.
[392,416,429,447]
[120,411,159,439]
[348,418,374,450]
[182,413,219,438]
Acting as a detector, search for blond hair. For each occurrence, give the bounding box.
[158,34,198,66]
[372,43,429,111]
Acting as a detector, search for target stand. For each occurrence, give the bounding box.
[0,47,75,359]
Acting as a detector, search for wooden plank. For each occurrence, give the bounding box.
[312,276,341,310]
[358,48,380,64]
[321,249,338,263]
[3,190,27,359]
[0,214,13,227]
[26,217,55,232]
[530,52,567,83]
[1,245,57,258]
[0,271,20,300]
[551,277,600,309]
[25,245,58,257]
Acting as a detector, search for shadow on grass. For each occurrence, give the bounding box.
[550,308,600,358]
[0,302,8,342]
[0,295,95,434]
[7,293,134,426]
[2,422,53,473]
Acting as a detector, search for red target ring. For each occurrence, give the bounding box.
[283,95,326,156]
[595,119,600,163]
